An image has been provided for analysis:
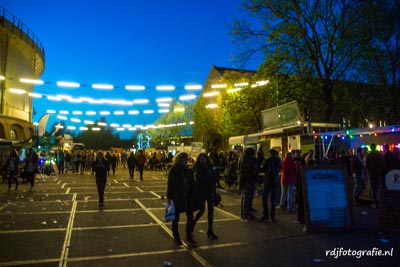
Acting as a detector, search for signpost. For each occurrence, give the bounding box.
[302,166,353,233]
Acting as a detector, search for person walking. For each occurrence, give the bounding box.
[293,149,305,225]
[239,147,258,221]
[279,152,297,213]
[4,149,19,191]
[127,152,136,180]
[136,150,147,181]
[352,147,366,204]
[110,152,118,176]
[365,143,385,208]
[93,151,110,208]
[259,149,282,223]
[193,153,219,240]
[57,150,65,175]
[24,148,38,191]
[167,152,197,246]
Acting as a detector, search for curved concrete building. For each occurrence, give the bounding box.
[0,7,45,141]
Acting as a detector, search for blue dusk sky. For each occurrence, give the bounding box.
[1,0,260,138]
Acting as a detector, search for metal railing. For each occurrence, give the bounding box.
[0,6,45,61]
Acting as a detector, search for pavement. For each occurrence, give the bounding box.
[0,168,399,267]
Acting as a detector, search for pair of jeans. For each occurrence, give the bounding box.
[280,184,295,211]
[194,197,214,230]
[262,183,278,220]
[172,210,194,241]
[353,175,365,201]
[96,176,107,203]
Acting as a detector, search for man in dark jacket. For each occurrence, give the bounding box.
[352,147,366,204]
[93,151,110,208]
[127,152,136,180]
[365,143,385,208]
[239,147,258,220]
[259,149,282,223]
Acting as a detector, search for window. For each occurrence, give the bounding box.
[10,129,17,140]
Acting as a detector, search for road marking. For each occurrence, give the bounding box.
[0,203,8,212]
[0,258,60,266]
[150,191,161,198]
[65,249,185,263]
[123,183,130,187]
[135,199,212,267]
[113,179,118,183]
[135,186,144,192]
[0,228,66,234]
[61,183,67,188]
[72,224,155,231]
[196,241,247,250]
[215,206,241,220]
[59,193,77,267]
[65,188,71,194]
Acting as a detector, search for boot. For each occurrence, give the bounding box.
[207,229,218,240]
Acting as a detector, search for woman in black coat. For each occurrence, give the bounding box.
[193,153,219,239]
[5,149,19,191]
[93,151,110,208]
[167,152,197,246]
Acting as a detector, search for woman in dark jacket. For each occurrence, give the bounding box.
[24,147,38,191]
[193,153,219,239]
[167,152,197,246]
[5,149,19,191]
[93,151,110,208]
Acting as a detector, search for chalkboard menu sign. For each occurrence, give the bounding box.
[302,166,353,233]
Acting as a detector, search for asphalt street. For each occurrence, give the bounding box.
[0,167,398,267]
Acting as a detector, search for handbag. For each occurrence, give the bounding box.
[213,193,222,206]
[164,200,175,222]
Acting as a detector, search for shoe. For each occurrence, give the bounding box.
[186,236,197,244]
[259,217,270,223]
[174,238,183,246]
[207,229,218,240]
[99,202,104,208]
[245,215,256,220]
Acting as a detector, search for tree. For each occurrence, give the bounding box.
[356,0,400,125]
[232,0,370,121]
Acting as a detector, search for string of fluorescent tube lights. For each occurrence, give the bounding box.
[2,75,269,132]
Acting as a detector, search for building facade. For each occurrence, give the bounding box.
[0,7,45,141]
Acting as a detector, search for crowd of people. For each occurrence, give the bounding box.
[166,142,400,246]
[2,142,399,246]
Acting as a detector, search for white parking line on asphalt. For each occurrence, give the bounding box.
[59,193,77,267]
[65,249,185,264]
[150,191,161,198]
[0,204,7,212]
[0,257,60,267]
[214,206,241,220]
[134,199,212,267]
[135,187,144,192]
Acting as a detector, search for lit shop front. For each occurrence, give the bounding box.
[228,101,342,158]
